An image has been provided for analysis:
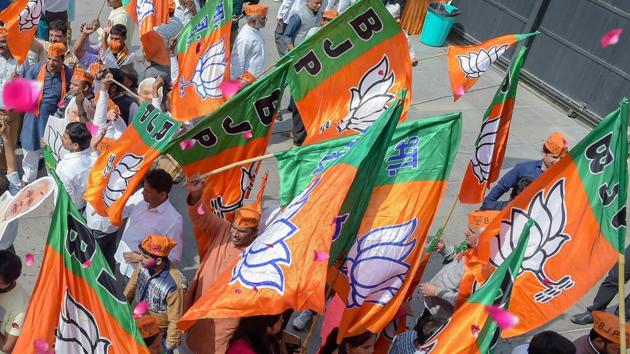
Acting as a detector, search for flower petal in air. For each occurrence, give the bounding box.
[601,28,623,48]
[220,79,241,99]
[25,253,35,266]
[242,131,253,139]
[196,202,205,215]
[484,305,519,330]
[454,85,465,97]
[470,324,481,338]
[314,250,329,262]
[179,139,196,150]
[133,300,149,319]
[82,260,93,268]
[86,122,100,136]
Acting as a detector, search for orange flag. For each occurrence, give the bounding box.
[177,99,402,330]
[465,99,628,337]
[448,32,536,101]
[0,0,43,64]
[127,0,170,65]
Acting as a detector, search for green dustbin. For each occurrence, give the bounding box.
[420,3,460,47]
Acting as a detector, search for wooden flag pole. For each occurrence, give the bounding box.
[418,52,447,61]
[619,250,626,353]
[111,78,143,102]
[197,153,275,180]
[96,0,108,19]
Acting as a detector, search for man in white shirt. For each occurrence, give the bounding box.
[55,122,95,210]
[0,27,23,174]
[231,4,268,88]
[113,169,184,279]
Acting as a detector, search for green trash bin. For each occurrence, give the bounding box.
[420,3,460,47]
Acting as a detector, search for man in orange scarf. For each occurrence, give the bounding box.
[19,42,73,184]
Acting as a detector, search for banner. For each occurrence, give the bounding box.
[0,0,43,63]
[127,0,170,65]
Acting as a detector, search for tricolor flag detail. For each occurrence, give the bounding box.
[469,98,628,337]
[171,0,233,121]
[0,0,43,63]
[459,47,527,204]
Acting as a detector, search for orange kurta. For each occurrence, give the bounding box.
[185,199,243,354]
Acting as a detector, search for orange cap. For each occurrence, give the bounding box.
[323,9,339,19]
[467,210,500,228]
[141,235,177,257]
[544,132,568,156]
[593,311,630,346]
[243,3,268,16]
[234,172,268,228]
[48,42,66,57]
[71,68,94,84]
[135,315,160,338]
[0,27,8,38]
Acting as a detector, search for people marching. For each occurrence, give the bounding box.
[0,0,627,354]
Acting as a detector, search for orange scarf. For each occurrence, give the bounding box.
[35,63,67,118]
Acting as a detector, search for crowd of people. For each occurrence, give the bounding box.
[0,0,626,354]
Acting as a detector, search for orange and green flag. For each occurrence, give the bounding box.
[459,46,527,204]
[127,0,170,65]
[170,0,233,121]
[177,98,403,330]
[14,172,148,354]
[468,98,628,337]
[84,103,181,226]
[448,32,536,101]
[419,220,533,353]
[0,0,43,64]
[280,0,411,145]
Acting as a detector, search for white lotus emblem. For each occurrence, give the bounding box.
[458,45,509,79]
[341,218,417,308]
[136,0,155,23]
[470,118,499,183]
[337,56,395,134]
[230,178,320,294]
[55,289,111,353]
[178,39,226,100]
[490,179,574,303]
[103,154,143,208]
[18,0,43,31]
[46,126,68,163]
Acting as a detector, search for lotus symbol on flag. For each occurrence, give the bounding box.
[471,117,500,183]
[458,45,509,79]
[55,289,111,353]
[103,154,143,208]
[178,39,226,100]
[341,218,418,308]
[136,0,156,22]
[337,56,395,134]
[490,179,574,303]
[18,0,43,31]
[230,178,320,294]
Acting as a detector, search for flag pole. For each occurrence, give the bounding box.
[619,250,626,353]
[96,0,108,19]
[418,52,447,61]
[194,153,275,180]
[111,78,143,102]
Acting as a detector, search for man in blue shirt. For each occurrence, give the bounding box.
[481,132,568,210]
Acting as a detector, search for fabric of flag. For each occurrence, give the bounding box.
[279,0,411,145]
[84,103,181,226]
[170,0,233,121]
[467,98,628,337]
[0,0,43,64]
[127,0,170,65]
[448,32,536,101]
[13,172,148,354]
[459,47,527,204]
[177,99,403,330]
[418,220,533,353]
[167,63,288,237]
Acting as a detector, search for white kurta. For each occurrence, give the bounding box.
[230,25,266,81]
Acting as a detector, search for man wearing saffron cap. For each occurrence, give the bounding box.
[0,26,24,174]
[20,42,73,184]
[183,174,263,354]
[418,210,500,319]
[481,132,569,210]
[230,4,269,89]
[124,235,187,354]
[573,311,630,354]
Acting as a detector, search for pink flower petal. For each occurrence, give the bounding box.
[470,324,480,338]
[235,288,241,294]
[82,260,93,268]
[541,277,552,286]
[11,322,19,329]
[264,243,274,248]
[143,258,157,269]
[25,253,35,266]
[133,300,149,319]
[196,42,202,54]
[179,139,196,150]
[454,85,465,97]
[484,305,519,330]
[242,131,253,139]
[85,122,100,136]
[196,203,205,215]
[3,79,43,113]
[219,80,241,99]
[314,250,329,262]
[601,28,623,48]
[33,339,49,352]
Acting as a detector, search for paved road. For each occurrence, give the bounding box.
[12,1,624,353]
